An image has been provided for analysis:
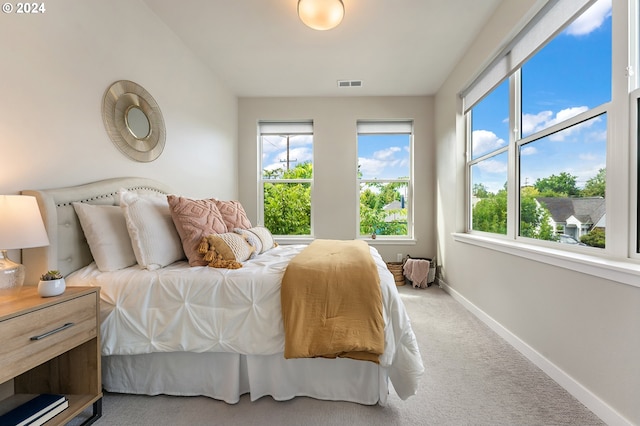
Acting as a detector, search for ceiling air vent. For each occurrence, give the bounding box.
[337,80,363,88]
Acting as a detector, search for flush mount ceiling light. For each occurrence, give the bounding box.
[298,0,345,31]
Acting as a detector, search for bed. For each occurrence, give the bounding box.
[21,177,424,405]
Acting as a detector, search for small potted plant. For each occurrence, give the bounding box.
[38,270,65,297]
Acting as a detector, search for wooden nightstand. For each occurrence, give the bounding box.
[0,286,102,425]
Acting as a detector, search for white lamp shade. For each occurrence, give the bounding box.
[0,195,50,249]
[298,0,344,31]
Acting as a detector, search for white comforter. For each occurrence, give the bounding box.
[67,244,424,399]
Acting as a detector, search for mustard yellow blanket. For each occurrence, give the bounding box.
[281,239,384,363]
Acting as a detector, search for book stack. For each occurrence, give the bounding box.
[0,394,68,426]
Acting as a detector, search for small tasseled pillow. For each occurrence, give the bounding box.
[198,233,255,269]
[214,200,252,231]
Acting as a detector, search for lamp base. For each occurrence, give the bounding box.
[0,249,25,296]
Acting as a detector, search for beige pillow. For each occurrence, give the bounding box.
[214,200,252,231]
[120,189,184,270]
[199,233,255,269]
[73,202,137,271]
[234,226,276,254]
[167,195,228,266]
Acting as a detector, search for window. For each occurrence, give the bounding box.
[470,80,509,235]
[259,121,313,236]
[357,120,413,238]
[465,0,611,250]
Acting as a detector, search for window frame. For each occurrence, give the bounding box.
[465,0,614,254]
[456,0,640,289]
[258,120,314,239]
[356,120,414,241]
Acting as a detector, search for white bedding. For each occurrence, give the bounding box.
[67,244,424,400]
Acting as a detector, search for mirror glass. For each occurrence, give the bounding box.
[126,106,151,139]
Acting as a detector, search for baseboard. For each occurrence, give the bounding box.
[438,279,633,426]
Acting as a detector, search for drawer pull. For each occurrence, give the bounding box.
[30,322,75,341]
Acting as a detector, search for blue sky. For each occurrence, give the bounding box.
[472,0,612,193]
[262,134,313,174]
[358,134,410,180]
[262,133,410,180]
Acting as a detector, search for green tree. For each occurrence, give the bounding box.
[520,187,555,241]
[580,228,606,248]
[472,185,555,240]
[473,183,490,198]
[360,188,378,210]
[263,162,312,235]
[359,181,408,236]
[472,189,507,234]
[582,168,606,197]
[534,172,580,197]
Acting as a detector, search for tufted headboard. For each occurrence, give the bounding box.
[21,177,172,284]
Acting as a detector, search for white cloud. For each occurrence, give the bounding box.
[477,158,507,174]
[262,134,313,172]
[266,146,312,170]
[572,163,607,188]
[262,134,312,155]
[520,146,537,156]
[521,111,553,136]
[263,162,284,172]
[522,106,592,141]
[579,152,598,162]
[584,129,607,144]
[359,146,408,178]
[359,156,386,177]
[565,0,612,36]
[471,130,506,156]
[374,146,401,161]
[551,116,600,142]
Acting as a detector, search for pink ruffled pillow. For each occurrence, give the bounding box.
[168,195,228,266]
[214,200,252,231]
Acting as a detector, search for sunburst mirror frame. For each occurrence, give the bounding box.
[102,80,166,162]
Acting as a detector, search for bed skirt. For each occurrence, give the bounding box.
[102,352,389,405]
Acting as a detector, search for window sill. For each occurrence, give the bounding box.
[362,238,417,245]
[274,237,417,246]
[452,232,640,289]
[274,237,314,246]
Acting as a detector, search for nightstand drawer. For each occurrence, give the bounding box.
[0,293,97,383]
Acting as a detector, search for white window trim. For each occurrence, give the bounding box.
[258,121,314,237]
[357,177,413,241]
[464,0,634,275]
[453,232,640,289]
[356,120,415,240]
[630,88,640,259]
[461,0,596,112]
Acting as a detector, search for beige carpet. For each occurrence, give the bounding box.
[74,284,605,426]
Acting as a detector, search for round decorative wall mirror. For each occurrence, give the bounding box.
[102,80,165,162]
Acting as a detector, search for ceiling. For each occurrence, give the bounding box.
[143,0,503,98]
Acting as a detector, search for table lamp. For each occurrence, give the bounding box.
[0,195,50,294]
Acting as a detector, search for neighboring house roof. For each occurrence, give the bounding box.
[383,200,403,211]
[536,197,605,227]
[382,200,406,222]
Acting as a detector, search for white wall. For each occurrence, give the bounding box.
[0,0,237,200]
[238,96,435,262]
[435,1,640,425]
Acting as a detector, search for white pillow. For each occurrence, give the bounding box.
[73,203,137,272]
[119,189,184,270]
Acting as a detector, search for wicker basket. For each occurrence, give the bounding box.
[386,261,405,286]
